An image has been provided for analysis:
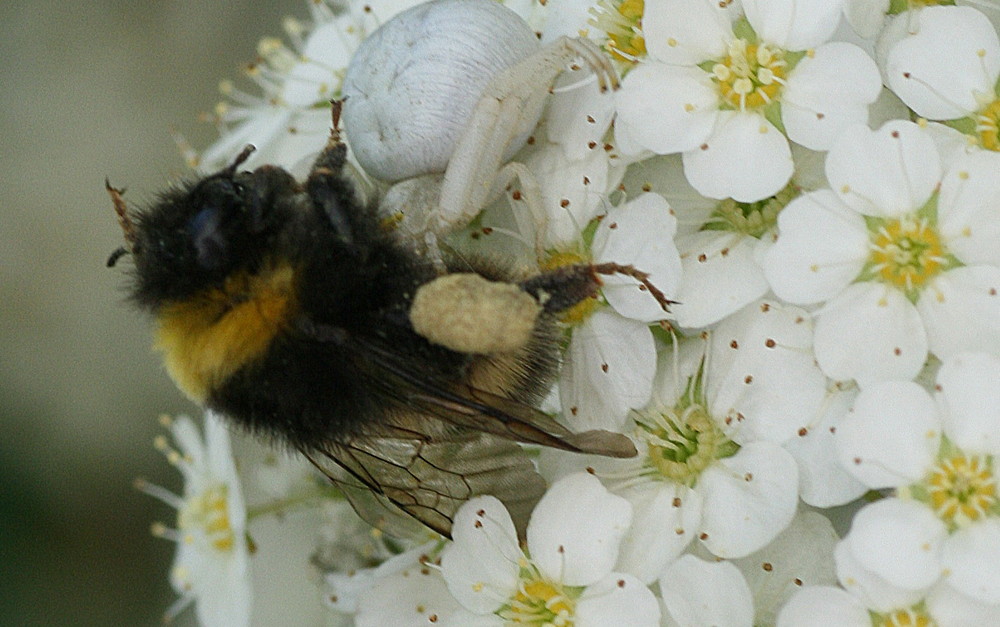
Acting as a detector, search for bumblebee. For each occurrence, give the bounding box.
[108,108,670,538]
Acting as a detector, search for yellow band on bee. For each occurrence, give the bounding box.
[153,261,298,402]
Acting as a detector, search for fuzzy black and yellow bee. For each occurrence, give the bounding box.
[107,105,672,538]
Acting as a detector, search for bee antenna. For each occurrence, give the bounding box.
[223,144,257,176]
[105,177,138,254]
[106,246,129,268]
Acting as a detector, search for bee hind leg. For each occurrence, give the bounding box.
[520,263,676,315]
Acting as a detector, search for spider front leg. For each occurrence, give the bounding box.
[432,36,619,253]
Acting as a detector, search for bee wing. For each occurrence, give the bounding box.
[350,332,637,458]
[296,319,635,538]
[304,428,545,539]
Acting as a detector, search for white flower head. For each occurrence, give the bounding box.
[834,352,1000,605]
[614,0,881,202]
[440,472,661,626]
[546,327,802,581]
[764,119,1000,386]
[138,413,251,626]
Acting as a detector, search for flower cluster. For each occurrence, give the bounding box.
[141,1,1000,624]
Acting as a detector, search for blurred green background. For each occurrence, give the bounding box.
[1,2,311,624]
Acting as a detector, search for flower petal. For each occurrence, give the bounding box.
[559,311,656,431]
[682,112,794,202]
[731,511,839,624]
[938,150,1000,267]
[834,381,940,488]
[935,352,1000,455]
[357,565,466,627]
[844,498,946,591]
[615,63,719,155]
[614,482,701,585]
[698,442,799,558]
[784,385,868,507]
[926,581,1000,625]
[576,573,661,627]
[674,231,770,328]
[644,0,735,63]
[776,586,869,627]
[826,120,941,218]
[706,300,828,445]
[441,496,521,613]
[763,190,869,305]
[528,473,633,587]
[940,519,1000,604]
[659,555,754,627]
[885,6,1000,120]
[813,282,928,386]
[834,540,927,612]
[742,0,845,50]
[781,42,881,150]
[593,192,682,322]
[917,266,1000,363]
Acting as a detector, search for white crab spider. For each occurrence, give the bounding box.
[340,0,619,267]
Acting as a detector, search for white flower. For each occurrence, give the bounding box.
[554,192,682,432]
[139,413,251,626]
[614,0,881,202]
[834,352,1000,605]
[439,472,660,626]
[546,318,805,580]
[764,119,1000,386]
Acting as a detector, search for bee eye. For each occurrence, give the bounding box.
[189,205,227,270]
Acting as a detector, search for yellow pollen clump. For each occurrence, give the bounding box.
[868,216,945,292]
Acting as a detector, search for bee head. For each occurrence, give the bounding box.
[109,146,303,309]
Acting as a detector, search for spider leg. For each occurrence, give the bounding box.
[434,37,618,242]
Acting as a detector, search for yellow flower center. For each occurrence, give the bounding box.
[635,404,738,486]
[500,576,577,625]
[875,608,936,627]
[713,40,787,110]
[926,453,997,527]
[868,215,945,292]
[975,97,1000,151]
[541,251,599,325]
[590,0,646,63]
[178,483,235,552]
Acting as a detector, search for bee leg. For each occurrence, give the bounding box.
[306,101,360,240]
[520,263,676,314]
